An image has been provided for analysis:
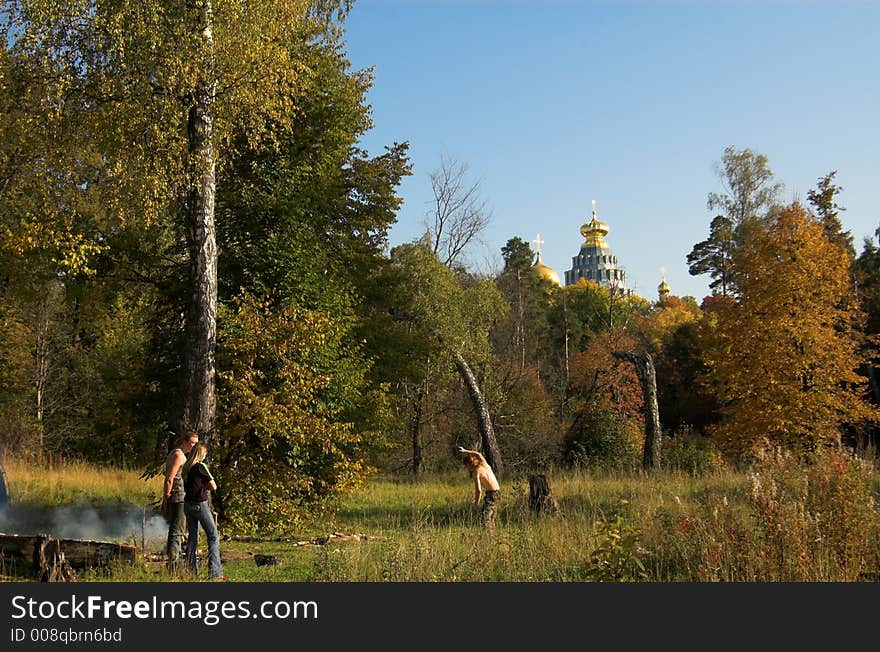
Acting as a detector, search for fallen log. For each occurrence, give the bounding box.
[0,533,137,570]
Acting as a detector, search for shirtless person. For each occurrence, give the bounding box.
[457,446,501,529]
[162,431,198,569]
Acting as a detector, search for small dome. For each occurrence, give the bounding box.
[533,256,561,286]
[658,279,670,293]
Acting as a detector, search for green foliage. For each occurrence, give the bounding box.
[707,145,784,227]
[661,433,724,475]
[215,291,378,535]
[687,215,735,296]
[585,501,649,582]
[500,236,535,274]
[564,408,641,471]
[807,170,854,257]
[689,146,784,298]
[855,226,880,337]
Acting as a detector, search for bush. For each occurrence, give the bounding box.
[563,408,641,471]
[661,431,724,475]
[215,292,378,535]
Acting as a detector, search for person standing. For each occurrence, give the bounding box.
[182,442,225,580]
[457,446,501,529]
[162,431,198,569]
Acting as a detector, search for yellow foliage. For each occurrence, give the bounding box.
[703,203,879,456]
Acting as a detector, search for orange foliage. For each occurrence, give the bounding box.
[703,203,879,456]
[569,333,644,422]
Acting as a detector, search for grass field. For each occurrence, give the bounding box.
[3,454,879,582]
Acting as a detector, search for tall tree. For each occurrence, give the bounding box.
[382,241,507,474]
[500,236,535,274]
[807,170,854,257]
[425,155,491,268]
[686,215,735,297]
[702,202,877,456]
[6,0,351,447]
[707,145,784,228]
[689,146,784,296]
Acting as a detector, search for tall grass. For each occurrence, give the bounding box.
[4,452,879,581]
[3,458,163,506]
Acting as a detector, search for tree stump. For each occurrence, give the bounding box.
[33,535,77,582]
[528,474,559,515]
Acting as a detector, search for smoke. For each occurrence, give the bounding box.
[0,502,167,547]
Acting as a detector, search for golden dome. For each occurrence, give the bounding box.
[658,278,670,302]
[533,255,561,286]
[580,200,609,248]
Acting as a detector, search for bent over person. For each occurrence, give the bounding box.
[162,431,198,569]
[457,446,501,529]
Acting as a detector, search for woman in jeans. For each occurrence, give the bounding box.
[182,443,225,580]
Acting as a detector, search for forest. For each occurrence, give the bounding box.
[3,0,880,549]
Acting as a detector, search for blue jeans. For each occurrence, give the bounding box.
[184,501,223,579]
[165,501,185,568]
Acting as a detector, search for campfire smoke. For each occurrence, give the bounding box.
[0,503,167,546]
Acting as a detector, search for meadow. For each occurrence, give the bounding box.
[2,451,879,582]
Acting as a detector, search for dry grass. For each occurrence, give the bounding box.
[3,458,163,507]
[4,453,879,582]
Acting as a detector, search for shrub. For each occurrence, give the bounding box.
[563,408,641,471]
[215,292,378,535]
[662,432,724,475]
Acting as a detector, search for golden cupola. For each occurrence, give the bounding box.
[658,278,670,302]
[580,199,610,248]
[564,199,629,293]
[531,233,561,286]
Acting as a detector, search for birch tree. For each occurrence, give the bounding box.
[5,0,351,444]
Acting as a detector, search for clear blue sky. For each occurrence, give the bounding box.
[342,0,879,301]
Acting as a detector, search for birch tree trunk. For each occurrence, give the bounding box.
[615,351,661,470]
[452,351,502,475]
[180,0,218,443]
[408,384,425,476]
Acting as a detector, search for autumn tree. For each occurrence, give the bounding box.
[702,202,877,457]
[215,292,376,534]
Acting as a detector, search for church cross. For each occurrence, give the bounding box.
[532,233,544,257]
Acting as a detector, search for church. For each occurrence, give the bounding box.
[532,201,632,295]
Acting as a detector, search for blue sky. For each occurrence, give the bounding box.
[342,0,879,301]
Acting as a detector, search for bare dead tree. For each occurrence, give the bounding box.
[614,351,662,470]
[426,155,492,268]
[452,351,502,475]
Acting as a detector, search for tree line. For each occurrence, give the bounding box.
[2,3,879,533]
